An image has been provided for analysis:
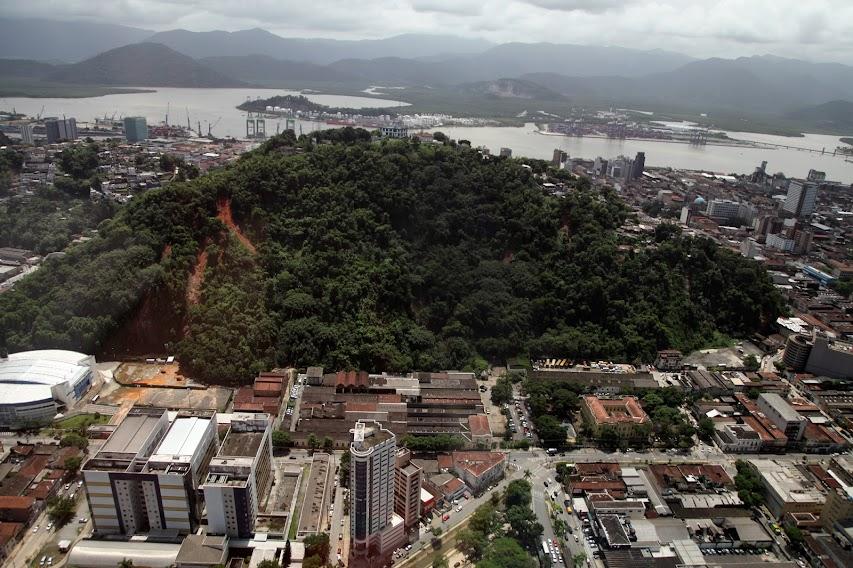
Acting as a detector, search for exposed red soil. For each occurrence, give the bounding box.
[186,245,209,306]
[217,197,257,254]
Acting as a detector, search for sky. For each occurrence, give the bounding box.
[4,0,853,64]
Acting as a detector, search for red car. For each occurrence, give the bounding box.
[442,514,450,521]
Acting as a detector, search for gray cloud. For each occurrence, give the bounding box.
[518,0,630,13]
[2,0,851,64]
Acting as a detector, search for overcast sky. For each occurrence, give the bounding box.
[5,0,853,63]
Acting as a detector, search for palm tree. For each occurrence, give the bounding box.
[524,469,532,479]
[118,560,134,568]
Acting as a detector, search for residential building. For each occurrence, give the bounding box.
[380,125,408,139]
[807,169,826,182]
[82,407,217,536]
[820,458,853,530]
[713,423,762,453]
[757,393,807,442]
[766,233,795,252]
[44,118,77,144]
[783,334,812,371]
[20,123,35,145]
[654,350,682,371]
[607,155,633,181]
[499,147,512,158]
[439,451,506,493]
[394,448,422,530]
[202,413,273,538]
[123,117,148,143]
[552,149,567,168]
[805,336,853,380]
[632,152,645,179]
[707,199,741,223]
[783,179,818,217]
[581,395,650,437]
[349,420,406,562]
[748,459,825,518]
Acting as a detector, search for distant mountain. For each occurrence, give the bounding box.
[328,43,695,86]
[47,43,244,88]
[328,57,444,85]
[199,55,356,86]
[522,56,853,115]
[454,78,565,100]
[0,17,152,62]
[785,100,853,131]
[147,28,493,64]
[0,58,55,80]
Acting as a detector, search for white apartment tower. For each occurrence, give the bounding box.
[350,420,406,563]
[82,408,218,536]
[783,180,818,218]
[202,413,273,538]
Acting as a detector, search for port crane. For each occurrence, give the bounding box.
[208,116,222,137]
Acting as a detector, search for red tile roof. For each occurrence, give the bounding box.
[468,415,491,437]
[335,370,369,389]
[450,451,506,478]
[583,395,649,425]
[0,496,35,511]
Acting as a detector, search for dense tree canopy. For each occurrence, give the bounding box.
[0,131,784,381]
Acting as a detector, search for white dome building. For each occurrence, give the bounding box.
[0,350,95,428]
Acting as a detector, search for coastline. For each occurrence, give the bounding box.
[534,128,763,149]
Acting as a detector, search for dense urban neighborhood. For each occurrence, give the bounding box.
[0,95,852,568]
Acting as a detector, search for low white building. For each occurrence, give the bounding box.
[714,423,762,453]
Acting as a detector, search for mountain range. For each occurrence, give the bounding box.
[1,17,853,133]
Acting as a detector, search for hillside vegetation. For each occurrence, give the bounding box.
[0,130,783,382]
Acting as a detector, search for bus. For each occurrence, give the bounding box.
[542,539,550,556]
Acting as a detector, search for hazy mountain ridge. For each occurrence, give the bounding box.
[146,28,494,64]
[0,18,152,62]
[785,100,853,131]
[46,43,245,88]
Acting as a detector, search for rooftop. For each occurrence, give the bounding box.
[150,416,211,462]
[450,451,506,478]
[583,395,650,425]
[749,459,826,505]
[98,410,165,456]
[759,393,805,423]
[0,350,93,405]
[351,420,394,453]
[219,432,264,458]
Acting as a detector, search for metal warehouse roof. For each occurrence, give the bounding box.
[152,416,210,461]
[67,539,180,568]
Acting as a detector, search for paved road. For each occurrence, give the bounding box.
[6,477,91,568]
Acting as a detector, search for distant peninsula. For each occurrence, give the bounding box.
[237,94,395,117]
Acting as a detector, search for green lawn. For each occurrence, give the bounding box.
[54,413,110,430]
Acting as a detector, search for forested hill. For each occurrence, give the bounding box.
[0,130,784,383]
